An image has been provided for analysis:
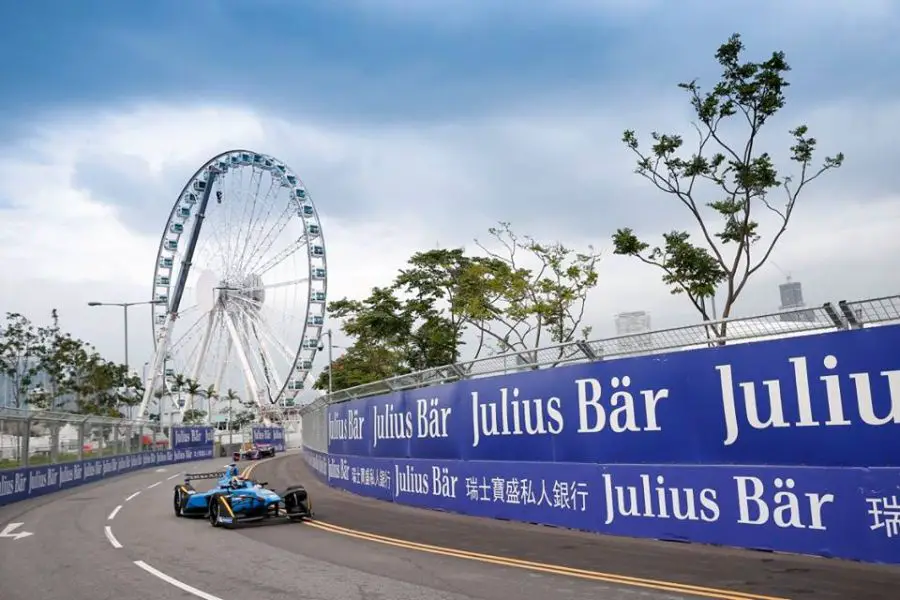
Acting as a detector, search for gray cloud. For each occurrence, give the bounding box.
[5,1,900,376]
[71,153,189,236]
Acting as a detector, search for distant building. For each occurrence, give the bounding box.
[615,311,651,336]
[0,358,76,410]
[778,278,817,322]
[614,311,653,353]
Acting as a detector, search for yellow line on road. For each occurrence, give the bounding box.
[305,519,786,600]
[242,458,784,600]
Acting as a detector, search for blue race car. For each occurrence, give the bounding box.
[172,464,313,528]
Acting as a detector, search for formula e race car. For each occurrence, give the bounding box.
[172,464,313,528]
[233,442,276,461]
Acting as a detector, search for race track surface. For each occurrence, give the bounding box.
[1,451,898,600]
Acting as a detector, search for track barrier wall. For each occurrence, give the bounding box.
[0,425,214,506]
[301,320,900,565]
[252,425,286,452]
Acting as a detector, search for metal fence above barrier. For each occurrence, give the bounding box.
[0,407,169,469]
[300,293,900,412]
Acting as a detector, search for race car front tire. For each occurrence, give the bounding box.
[208,494,234,529]
[282,485,312,519]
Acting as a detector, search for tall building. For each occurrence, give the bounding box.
[778,278,817,322]
[615,311,651,336]
[614,311,653,353]
[779,279,804,310]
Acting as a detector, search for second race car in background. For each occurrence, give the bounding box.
[233,442,276,461]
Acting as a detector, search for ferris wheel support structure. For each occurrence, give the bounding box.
[139,169,218,418]
[223,308,261,404]
[191,311,217,384]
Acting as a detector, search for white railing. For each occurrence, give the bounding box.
[300,293,900,413]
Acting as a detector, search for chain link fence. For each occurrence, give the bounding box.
[0,408,169,470]
[301,294,900,416]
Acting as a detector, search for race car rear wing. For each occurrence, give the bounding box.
[184,470,227,482]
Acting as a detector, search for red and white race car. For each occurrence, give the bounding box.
[232,442,276,461]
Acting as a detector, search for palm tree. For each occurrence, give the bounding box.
[170,373,186,411]
[223,388,240,442]
[204,384,218,425]
[223,388,239,424]
[185,378,202,413]
[153,388,165,422]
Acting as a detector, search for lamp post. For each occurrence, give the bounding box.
[87,299,165,374]
[88,299,165,416]
[319,329,345,395]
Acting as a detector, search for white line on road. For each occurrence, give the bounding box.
[125,491,141,502]
[166,472,182,480]
[147,481,161,489]
[134,560,224,600]
[104,526,122,549]
[108,505,122,520]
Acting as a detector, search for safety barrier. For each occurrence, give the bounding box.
[300,294,900,565]
[251,424,286,452]
[0,409,216,506]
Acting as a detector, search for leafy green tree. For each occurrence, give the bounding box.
[35,309,88,410]
[324,284,457,382]
[76,355,133,417]
[394,249,481,355]
[314,344,406,391]
[613,33,844,333]
[0,313,43,408]
[182,409,207,424]
[393,247,522,361]
[231,409,257,429]
[317,223,600,391]
[473,222,601,357]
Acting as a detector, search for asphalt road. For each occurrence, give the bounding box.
[249,453,900,600]
[1,451,898,600]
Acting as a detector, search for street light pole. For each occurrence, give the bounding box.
[123,303,129,372]
[88,299,165,416]
[320,329,346,396]
[87,299,165,373]
[326,329,334,395]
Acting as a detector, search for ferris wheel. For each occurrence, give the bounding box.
[137,150,328,423]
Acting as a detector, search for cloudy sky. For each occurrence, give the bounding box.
[1,0,898,380]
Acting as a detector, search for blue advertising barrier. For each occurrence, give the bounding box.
[307,324,900,565]
[303,447,900,565]
[327,324,900,467]
[252,425,286,452]
[171,425,215,450]
[0,446,214,507]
